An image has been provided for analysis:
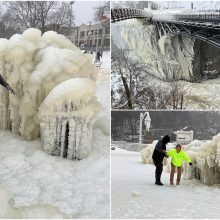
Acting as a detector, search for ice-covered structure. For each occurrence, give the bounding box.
[186,134,220,185]
[141,135,220,186]
[0,28,100,160]
[112,19,195,81]
[38,78,101,160]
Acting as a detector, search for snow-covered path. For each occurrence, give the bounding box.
[0,128,110,218]
[111,149,220,219]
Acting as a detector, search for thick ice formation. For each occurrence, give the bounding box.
[0,28,98,140]
[141,135,220,185]
[0,186,68,219]
[113,19,195,81]
[193,134,220,185]
[38,78,102,160]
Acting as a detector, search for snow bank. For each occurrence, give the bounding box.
[0,130,110,218]
[0,186,68,219]
[140,143,155,164]
[38,78,102,160]
[0,28,98,140]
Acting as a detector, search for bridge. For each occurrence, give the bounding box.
[111,8,149,22]
[111,8,220,48]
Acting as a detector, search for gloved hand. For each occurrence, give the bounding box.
[7,85,16,95]
[189,162,192,166]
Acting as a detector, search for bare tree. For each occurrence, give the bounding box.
[1,1,74,34]
[112,45,192,110]
[48,2,73,32]
[94,1,110,31]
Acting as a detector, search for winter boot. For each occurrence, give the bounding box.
[170,179,174,185]
[155,180,164,185]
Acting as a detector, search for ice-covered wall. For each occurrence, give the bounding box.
[38,78,101,160]
[0,28,98,141]
[114,19,195,81]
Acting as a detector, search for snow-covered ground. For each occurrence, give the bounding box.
[0,50,110,218]
[111,148,220,219]
[0,128,109,218]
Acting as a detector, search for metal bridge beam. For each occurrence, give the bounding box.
[111,8,148,22]
[154,20,220,49]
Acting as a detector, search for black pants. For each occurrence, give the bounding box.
[153,159,163,182]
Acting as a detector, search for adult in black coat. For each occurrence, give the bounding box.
[152,135,170,185]
[0,74,16,95]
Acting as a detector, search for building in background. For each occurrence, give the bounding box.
[60,23,110,51]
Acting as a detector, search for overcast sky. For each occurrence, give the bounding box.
[73,1,103,26]
[112,1,219,10]
[155,1,219,10]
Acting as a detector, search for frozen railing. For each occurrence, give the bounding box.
[111,8,150,22]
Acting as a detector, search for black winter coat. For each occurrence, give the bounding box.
[152,140,167,161]
[0,74,9,89]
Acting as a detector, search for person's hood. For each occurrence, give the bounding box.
[162,135,170,144]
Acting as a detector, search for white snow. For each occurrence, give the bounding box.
[111,149,220,219]
[0,186,68,219]
[0,127,109,218]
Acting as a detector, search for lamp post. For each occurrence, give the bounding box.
[86,21,92,52]
[139,112,151,145]
[69,1,74,39]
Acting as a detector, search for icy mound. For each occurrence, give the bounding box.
[194,133,220,185]
[0,28,98,140]
[140,141,174,165]
[39,78,102,160]
[140,143,155,164]
[0,186,68,219]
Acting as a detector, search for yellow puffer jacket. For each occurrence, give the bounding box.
[167,149,191,167]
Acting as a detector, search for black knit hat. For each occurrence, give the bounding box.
[162,135,170,144]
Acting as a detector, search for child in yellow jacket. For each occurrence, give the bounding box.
[167,144,192,185]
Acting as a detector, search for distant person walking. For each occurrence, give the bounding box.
[96,51,102,63]
[152,135,170,185]
[0,74,16,95]
[167,144,192,185]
